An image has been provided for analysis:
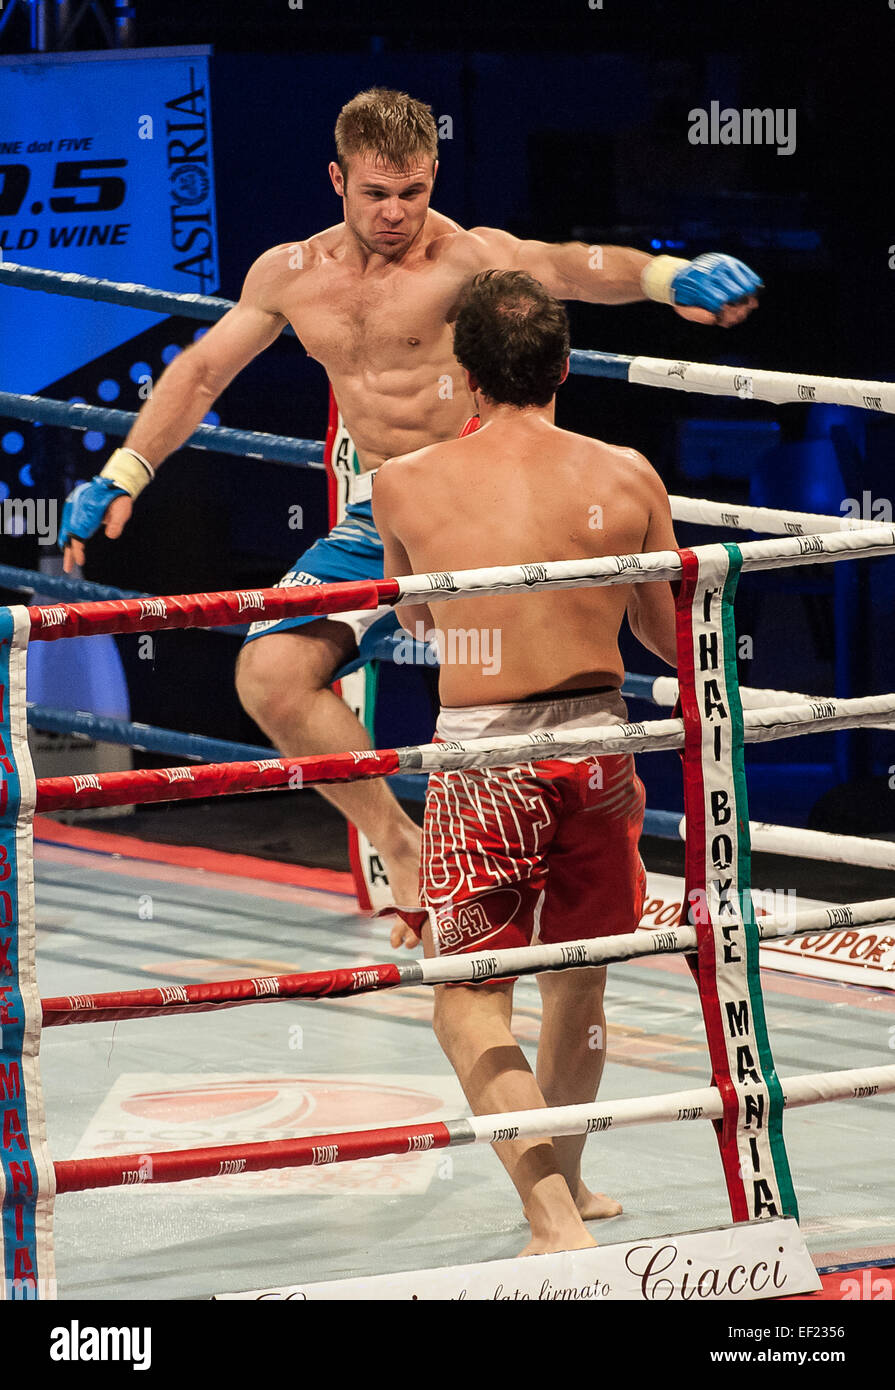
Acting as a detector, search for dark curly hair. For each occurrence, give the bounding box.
[452,269,570,408]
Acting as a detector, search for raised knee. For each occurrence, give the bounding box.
[236,640,311,729]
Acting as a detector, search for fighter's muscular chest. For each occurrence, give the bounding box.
[282,256,464,375]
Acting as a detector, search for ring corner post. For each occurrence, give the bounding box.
[674,541,799,1226]
[0,602,57,1301]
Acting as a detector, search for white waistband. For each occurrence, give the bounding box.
[348,468,378,505]
[435,689,628,742]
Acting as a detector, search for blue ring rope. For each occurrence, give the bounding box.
[0,260,296,338]
[0,264,638,385]
[0,562,146,604]
[0,263,640,388]
[0,390,324,468]
[28,704,270,764]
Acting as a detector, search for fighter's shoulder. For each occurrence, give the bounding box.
[575,436,667,496]
[376,442,452,504]
[594,439,661,482]
[427,218,517,272]
[377,442,442,486]
[239,230,339,306]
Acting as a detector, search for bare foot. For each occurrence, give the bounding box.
[574,1184,623,1221]
[519,1229,598,1257]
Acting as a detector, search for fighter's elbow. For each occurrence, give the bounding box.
[161,341,219,398]
[631,611,677,669]
[648,631,679,669]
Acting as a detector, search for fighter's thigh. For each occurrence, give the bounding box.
[431,977,515,1051]
[235,618,357,704]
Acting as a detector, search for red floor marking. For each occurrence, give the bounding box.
[35,842,358,915]
[33,814,355,895]
[781,1266,894,1300]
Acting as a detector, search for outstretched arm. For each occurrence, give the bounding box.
[61,245,297,570]
[468,227,761,326]
[123,246,292,465]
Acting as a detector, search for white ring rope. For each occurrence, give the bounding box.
[394,525,895,608]
[405,694,895,775]
[413,897,895,987]
[628,356,895,413]
[670,495,877,536]
[453,1065,895,1147]
[743,822,895,873]
[645,674,895,735]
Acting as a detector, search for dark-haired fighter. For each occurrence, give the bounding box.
[60,87,756,925]
[373,270,678,1255]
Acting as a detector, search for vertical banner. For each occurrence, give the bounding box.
[0,47,218,394]
[0,606,56,1299]
[675,542,798,1222]
[324,392,391,912]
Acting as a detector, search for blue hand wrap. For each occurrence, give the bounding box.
[58,477,129,551]
[671,253,763,312]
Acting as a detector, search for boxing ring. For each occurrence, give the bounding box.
[1,261,894,1302]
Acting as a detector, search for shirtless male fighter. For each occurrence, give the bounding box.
[59,87,756,924]
[372,269,678,1255]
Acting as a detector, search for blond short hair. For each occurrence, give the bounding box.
[335,88,439,177]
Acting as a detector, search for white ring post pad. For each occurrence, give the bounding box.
[675,542,798,1222]
[324,390,392,912]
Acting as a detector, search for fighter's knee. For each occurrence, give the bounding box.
[235,643,271,714]
[236,639,312,727]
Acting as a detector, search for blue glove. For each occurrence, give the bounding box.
[58,476,129,552]
[670,253,762,312]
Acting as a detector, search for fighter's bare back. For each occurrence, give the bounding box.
[374,414,679,706]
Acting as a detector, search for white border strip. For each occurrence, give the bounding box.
[2,609,56,1301]
[216,1217,818,1302]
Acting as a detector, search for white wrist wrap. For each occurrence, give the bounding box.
[641,255,690,305]
[100,447,155,499]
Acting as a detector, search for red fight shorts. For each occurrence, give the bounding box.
[421,689,647,962]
